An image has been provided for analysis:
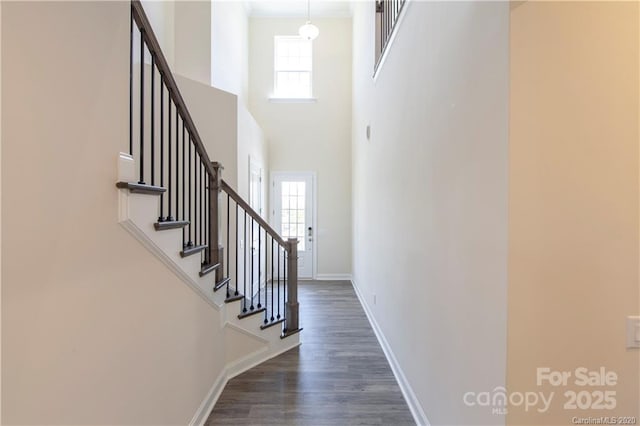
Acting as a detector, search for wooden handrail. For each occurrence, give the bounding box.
[130,0,216,180]
[221,179,289,248]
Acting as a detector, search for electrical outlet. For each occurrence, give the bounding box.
[626,316,640,349]
[373,294,377,305]
[239,239,244,250]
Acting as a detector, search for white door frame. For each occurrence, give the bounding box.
[270,171,317,280]
[249,156,265,287]
[248,156,263,216]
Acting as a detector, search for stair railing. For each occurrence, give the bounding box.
[374,0,406,72]
[123,0,300,334]
[220,180,300,333]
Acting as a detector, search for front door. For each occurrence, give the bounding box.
[272,172,314,279]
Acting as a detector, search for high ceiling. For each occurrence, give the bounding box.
[247,0,353,18]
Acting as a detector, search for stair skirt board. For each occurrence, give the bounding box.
[189,334,301,426]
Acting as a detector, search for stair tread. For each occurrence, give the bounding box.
[225,292,244,303]
[180,244,207,258]
[116,181,166,195]
[281,327,303,339]
[238,307,266,319]
[260,318,285,330]
[213,277,231,292]
[199,262,220,277]
[154,220,189,231]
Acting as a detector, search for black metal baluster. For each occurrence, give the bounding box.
[277,245,281,320]
[202,164,209,265]
[250,218,254,311]
[167,100,173,221]
[150,57,155,186]
[243,210,247,312]
[384,0,391,42]
[264,233,268,324]
[235,203,239,296]
[271,237,274,322]
[159,82,164,222]
[380,0,384,44]
[201,160,204,248]
[175,110,179,222]
[138,30,145,185]
[201,166,204,261]
[283,249,287,327]
[129,13,133,156]
[196,156,200,246]
[226,193,230,297]
[187,136,192,246]
[384,0,388,43]
[258,227,262,309]
[380,2,385,54]
[200,164,203,250]
[203,165,207,262]
[182,122,186,246]
[391,0,396,28]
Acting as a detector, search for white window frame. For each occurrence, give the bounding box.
[272,35,314,100]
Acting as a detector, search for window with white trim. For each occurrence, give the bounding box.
[274,36,312,98]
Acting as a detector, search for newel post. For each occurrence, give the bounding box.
[209,162,224,282]
[285,238,299,332]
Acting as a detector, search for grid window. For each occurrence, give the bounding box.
[274,36,312,98]
[281,181,306,251]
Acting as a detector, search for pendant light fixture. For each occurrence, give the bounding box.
[299,0,319,41]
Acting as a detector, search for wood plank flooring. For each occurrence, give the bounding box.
[205,280,415,426]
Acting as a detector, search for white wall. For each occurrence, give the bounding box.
[508,2,640,423]
[141,0,265,197]
[141,0,175,68]
[210,1,267,198]
[211,1,249,105]
[175,0,211,85]
[352,2,509,424]
[1,3,226,423]
[176,74,239,190]
[141,0,250,104]
[249,17,352,277]
[238,104,269,201]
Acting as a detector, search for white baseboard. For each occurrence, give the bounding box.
[350,278,430,426]
[315,273,352,281]
[189,369,228,426]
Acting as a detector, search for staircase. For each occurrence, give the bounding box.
[117,0,301,349]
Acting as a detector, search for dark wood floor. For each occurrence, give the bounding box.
[205,280,415,426]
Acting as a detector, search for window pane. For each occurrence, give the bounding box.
[280,180,306,250]
[274,36,312,98]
